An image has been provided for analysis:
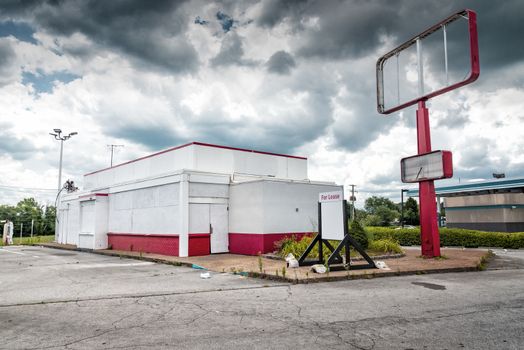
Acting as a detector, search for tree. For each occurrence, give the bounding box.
[0,198,55,236]
[404,197,420,225]
[349,220,368,249]
[364,196,399,226]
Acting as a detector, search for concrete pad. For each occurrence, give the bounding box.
[0,246,283,307]
[39,243,491,283]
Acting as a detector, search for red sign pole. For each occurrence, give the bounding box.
[416,100,441,257]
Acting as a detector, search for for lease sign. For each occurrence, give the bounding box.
[319,191,342,203]
[319,191,344,240]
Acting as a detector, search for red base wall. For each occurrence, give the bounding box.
[228,232,311,255]
[107,233,210,257]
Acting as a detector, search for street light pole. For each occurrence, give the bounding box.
[50,129,78,192]
[58,138,64,191]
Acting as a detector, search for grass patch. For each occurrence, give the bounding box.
[275,235,403,261]
[368,238,403,254]
[477,250,495,271]
[1,235,54,246]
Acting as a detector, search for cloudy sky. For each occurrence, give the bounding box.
[0,0,523,207]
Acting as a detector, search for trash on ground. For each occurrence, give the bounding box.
[285,253,299,268]
[375,261,391,270]
[200,272,211,279]
[311,264,327,274]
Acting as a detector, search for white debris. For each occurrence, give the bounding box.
[311,264,327,274]
[375,261,391,270]
[285,253,299,268]
[200,272,211,279]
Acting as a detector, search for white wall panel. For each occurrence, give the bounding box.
[189,183,229,198]
[158,183,180,206]
[287,158,308,180]
[189,204,210,234]
[132,187,158,209]
[112,191,133,210]
[229,182,264,233]
[108,208,133,232]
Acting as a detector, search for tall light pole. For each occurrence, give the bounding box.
[50,129,78,192]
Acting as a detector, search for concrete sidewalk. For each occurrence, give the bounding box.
[38,242,491,283]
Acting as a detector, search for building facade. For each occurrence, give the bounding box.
[57,142,341,256]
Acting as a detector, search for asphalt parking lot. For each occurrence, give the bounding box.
[1,246,523,349]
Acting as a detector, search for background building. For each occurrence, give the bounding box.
[407,177,524,232]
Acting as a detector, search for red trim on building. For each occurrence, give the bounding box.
[84,142,306,176]
[228,232,312,255]
[79,193,109,199]
[107,233,210,257]
[188,234,211,256]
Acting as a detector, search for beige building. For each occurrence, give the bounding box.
[408,178,524,232]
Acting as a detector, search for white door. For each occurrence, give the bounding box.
[210,204,229,253]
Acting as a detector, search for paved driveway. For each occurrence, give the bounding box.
[1,246,523,349]
[0,246,279,306]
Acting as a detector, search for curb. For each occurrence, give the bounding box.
[36,243,488,284]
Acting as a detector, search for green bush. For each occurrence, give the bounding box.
[349,220,368,250]
[366,226,524,249]
[368,238,403,254]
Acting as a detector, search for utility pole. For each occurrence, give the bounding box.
[348,184,357,221]
[107,144,124,167]
[400,189,407,228]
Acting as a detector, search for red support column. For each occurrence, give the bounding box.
[416,100,441,257]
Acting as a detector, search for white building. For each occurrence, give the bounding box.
[57,142,341,257]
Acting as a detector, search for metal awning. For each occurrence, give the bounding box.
[406,177,524,197]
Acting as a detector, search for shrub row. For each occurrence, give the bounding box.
[367,226,524,249]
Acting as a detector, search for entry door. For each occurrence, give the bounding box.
[210,204,229,253]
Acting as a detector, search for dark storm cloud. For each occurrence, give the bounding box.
[0,40,17,86]
[257,0,524,73]
[0,0,198,74]
[211,32,258,67]
[0,123,38,160]
[110,124,185,151]
[256,0,310,29]
[266,50,296,75]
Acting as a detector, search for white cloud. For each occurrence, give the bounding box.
[0,0,523,207]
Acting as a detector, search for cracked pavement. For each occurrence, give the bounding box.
[0,246,523,349]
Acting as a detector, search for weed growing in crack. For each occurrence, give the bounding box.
[258,253,263,273]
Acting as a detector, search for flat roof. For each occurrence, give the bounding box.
[406,177,524,197]
[85,141,307,176]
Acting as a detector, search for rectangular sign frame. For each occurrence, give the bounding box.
[401,150,453,183]
[376,9,479,114]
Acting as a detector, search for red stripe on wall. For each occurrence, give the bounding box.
[107,233,210,257]
[228,232,312,255]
